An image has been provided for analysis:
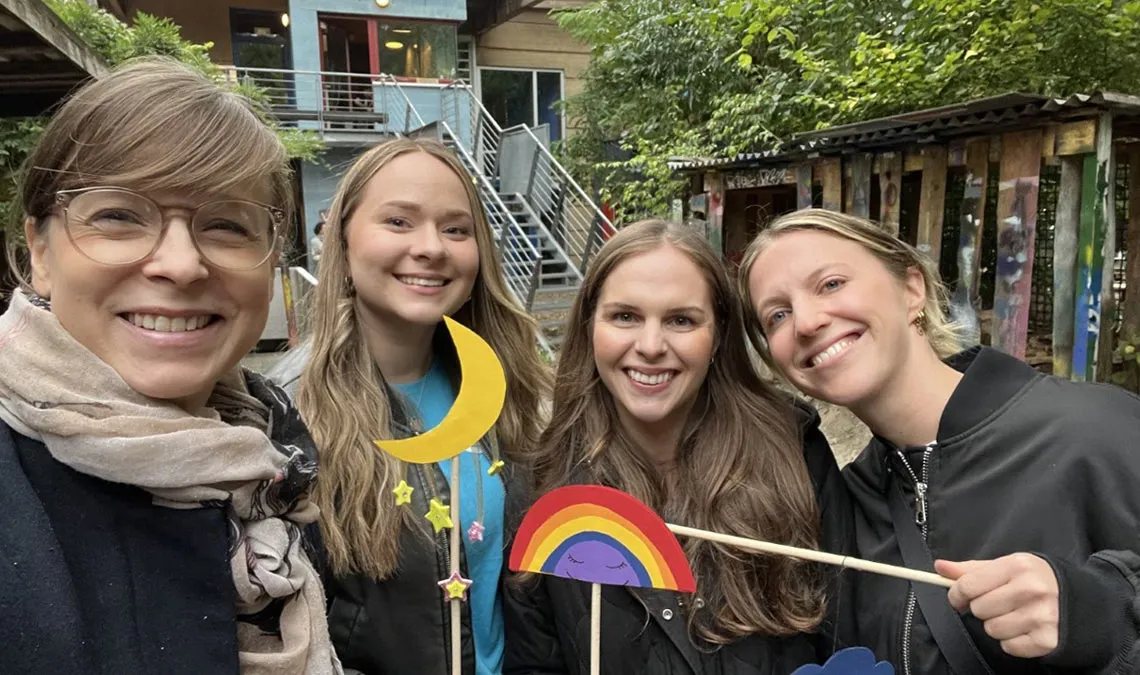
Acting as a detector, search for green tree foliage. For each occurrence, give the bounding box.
[557,0,1140,220]
[1,0,323,232]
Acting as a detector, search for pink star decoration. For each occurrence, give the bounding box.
[438,570,473,601]
[467,521,485,543]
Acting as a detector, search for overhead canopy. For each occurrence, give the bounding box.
[0,0,108,118]
[463,0,580,35]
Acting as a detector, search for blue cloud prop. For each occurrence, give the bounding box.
[791,647,894,675]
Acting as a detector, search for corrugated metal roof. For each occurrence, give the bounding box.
[669,91,1140,172]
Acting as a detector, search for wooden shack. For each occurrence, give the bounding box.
[672,92,1140,385]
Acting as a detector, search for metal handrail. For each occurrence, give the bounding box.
[441,80,615,260]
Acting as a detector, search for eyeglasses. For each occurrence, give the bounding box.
[54,187,286,271]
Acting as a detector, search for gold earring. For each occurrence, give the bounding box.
[912,309,927,336]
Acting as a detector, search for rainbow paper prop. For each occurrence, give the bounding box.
[791,647,894,675]
[509,485,696,592]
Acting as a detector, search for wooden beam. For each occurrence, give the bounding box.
[916,146,949,263]
[1095,113,1118,381]
[707,172,725,258]
[879,152,903,235]
[795,164,813,210]
[0,0,108,79]
[953,139,989,342]
[819,158,842,212]
[1053,156,1082,379]
[1122,148,1140,391]
[904,151,924,172]
[849,153,872,218]
[993,129,1044,359]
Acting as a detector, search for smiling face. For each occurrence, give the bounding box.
[591,245,715,440]
[343,151,479,336]
[26,188,276,413]
[746,230,926,408]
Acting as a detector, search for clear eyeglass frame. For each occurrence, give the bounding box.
[53,186,286,271]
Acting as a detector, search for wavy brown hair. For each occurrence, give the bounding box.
[297,138,552,579]
[531,220,825,643]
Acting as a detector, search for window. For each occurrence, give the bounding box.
[478,68,564,142]
[231,9,291,70]
[376,21,457,79]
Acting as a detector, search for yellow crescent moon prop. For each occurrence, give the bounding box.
[373,316,507,464]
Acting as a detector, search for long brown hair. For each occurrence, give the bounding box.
[532,220,825,643]
[298,138,552,579]
[11,57,293,282]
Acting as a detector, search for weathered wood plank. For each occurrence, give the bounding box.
[993,129,1044,359]
[1122,148,1140,391]
[904,151,924,172]
[706,172,725,257]
[1094,113,1117,381]
[795,164,813,210]
[1052,156,1082,379]
[879,152,903,235]
[1056,118,1098,156]
[951,139,989,345]
[850,153,872,218]
[1073,155,1104,380]
[916,146,949,262]
[819,158,842,212]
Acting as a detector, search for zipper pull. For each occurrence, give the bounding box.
[914,481,928,526]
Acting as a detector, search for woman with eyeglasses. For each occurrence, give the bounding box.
[0,58,340,674]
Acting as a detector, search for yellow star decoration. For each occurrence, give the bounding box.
[392,480,414,506]
[425,498,453,533]
[438,570,473,601]
[487,460,505,476]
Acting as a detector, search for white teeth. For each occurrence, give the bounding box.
[127,313,213,333]
[626,369,674,386]
[398,276,446,287]
[810,338,856,367]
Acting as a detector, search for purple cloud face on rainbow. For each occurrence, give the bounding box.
[551,541,641,586]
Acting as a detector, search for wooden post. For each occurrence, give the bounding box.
[917,146,949,263]
[1053,156,1082,379]
[819,158,842,212]
[1122,147,1140,392]
[879,152,903,234]
[795,164,813,210]
[993,129,1044,359]
[952,139,989,344]
[850,153,872,218]
[706,172,725,257]
[1095,113,1117,381]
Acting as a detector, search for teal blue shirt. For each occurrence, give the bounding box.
[392,360,505,675]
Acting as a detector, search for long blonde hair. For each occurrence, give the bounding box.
[738,208,963,362]
[298,138,551,579]
[532,220,825,643]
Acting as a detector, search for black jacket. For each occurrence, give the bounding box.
[0,422,239,674]
[845,346,1140,675]
[503,405,859,675]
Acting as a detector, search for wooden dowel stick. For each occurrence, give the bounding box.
[667,523,953,589]
[589,582,601,675]
[450,458,462,675]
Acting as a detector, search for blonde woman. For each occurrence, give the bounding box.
[504,220,858,675]
[0,59,338,674]
[741,208,1140,675]
[271,138,551,675]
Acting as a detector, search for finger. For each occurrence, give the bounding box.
[999,632,1058,659]
[967,576,1058,621]
[950,559,1020,604]
[935,559,984,580]
[981,609,1040,641]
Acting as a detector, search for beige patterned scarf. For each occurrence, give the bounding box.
[0,291,341,675]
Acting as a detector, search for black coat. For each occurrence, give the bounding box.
[845,346,1140,675]
[320,423,532,675]
[0,422,240,674]
[502,405,859,675]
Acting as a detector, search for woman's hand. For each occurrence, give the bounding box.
[935,554,1060,659]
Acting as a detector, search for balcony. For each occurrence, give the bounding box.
[220,66,471,147]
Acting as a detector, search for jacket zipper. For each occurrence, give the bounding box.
[897,443,934,675]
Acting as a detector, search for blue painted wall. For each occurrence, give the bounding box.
[299,147,368,269]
